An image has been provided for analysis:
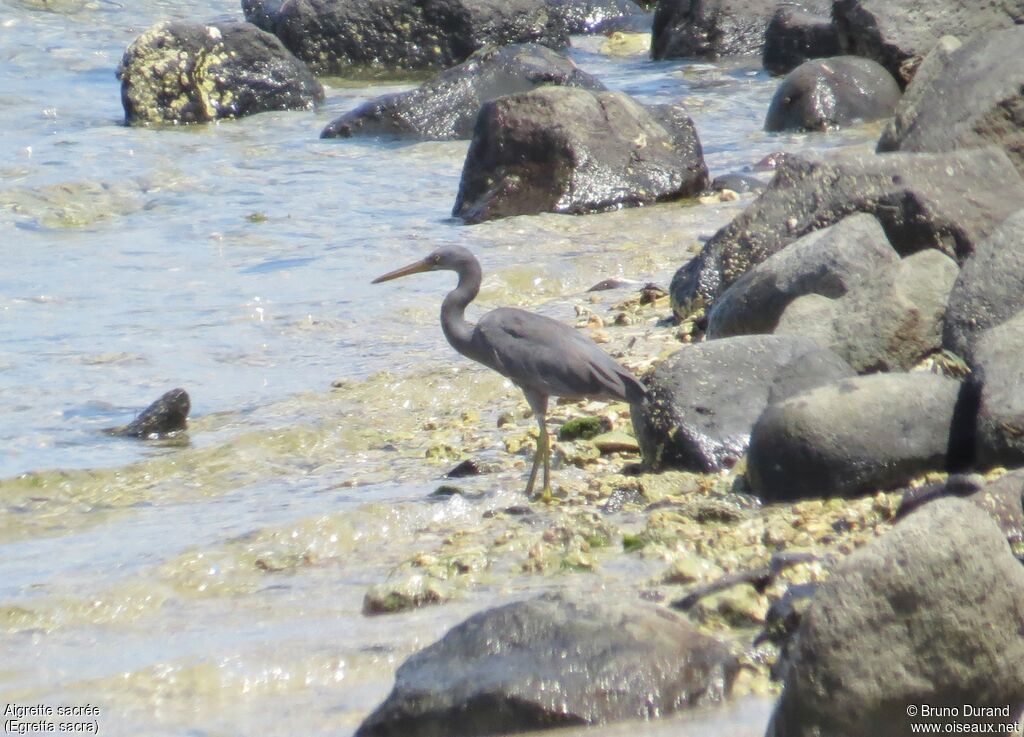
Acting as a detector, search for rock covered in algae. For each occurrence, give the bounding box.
[117,21,323,125]
[355,592,737,737]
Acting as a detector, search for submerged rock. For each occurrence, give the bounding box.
[761,5,839,75]
[355,593,737,737]
[877,27,1024,176]
[271,0,570,74]
[943,210,1024,363]
[453,87,708,223]
[764,56,900,132]
[363,575,451,615]
[118,21,323,125]
[632,335,853,472]
[747,372,962,501]
[766,498,1024,737]
[706,213,898,339]
[670,147,1024,310]
[832,0,1024,87]
[105,388,191,439]
[709,172,765,193]
[321,44,604,141]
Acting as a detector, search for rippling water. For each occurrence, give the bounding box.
[0,2,877,734]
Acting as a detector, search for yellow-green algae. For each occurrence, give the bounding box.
[120,23,238,124]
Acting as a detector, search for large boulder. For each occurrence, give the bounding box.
[763,56,900,132]
[774,248,959,373]
[355,593,737,737]
[271,0,570,74]
[877,27,1024,180]
[973,311,1024,470]
[747,372,963,501]
[670,147,1024,311]
[831,0,1024,87]
[632,335,853,472]
[761,5,839,76]
[117,21,323,125]
[651,0,793,60]
[706,214,898,339]
[321,44,604,140]
[453,87,708,223]
[943,210,1024,363]
[767,498,1024,737]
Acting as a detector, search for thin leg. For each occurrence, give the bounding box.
[523,391,552,502]
[525,441,542,497]
[538,413,551,502]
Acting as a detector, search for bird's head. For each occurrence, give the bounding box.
[372,245,476,284]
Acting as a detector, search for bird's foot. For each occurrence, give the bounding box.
[530,486,558,505]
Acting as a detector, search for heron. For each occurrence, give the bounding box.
[372,245,648,502]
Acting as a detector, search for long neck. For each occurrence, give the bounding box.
[440,258,481,359]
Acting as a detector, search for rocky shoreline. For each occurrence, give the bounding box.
[108,0,1024,734]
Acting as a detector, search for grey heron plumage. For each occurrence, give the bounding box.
[373,245,647,501]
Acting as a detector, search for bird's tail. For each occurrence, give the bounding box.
[622,371,650,406]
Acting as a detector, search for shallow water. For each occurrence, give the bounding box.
[0,3,877,734]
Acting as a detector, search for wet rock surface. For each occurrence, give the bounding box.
[748,372,963,501]
[104,388,191,439]
[632,334,853,472]
[241,0,284,31]
[831,0,1024,88]
[547,0,646,33]
[766,498,1024,737]
[355,593,738,737]
[453,87,708,223]
[118,21,323,125]
[710,173,765,193]
[670,147,1024,310]
[591,12,652,34]
[943,210,1024,363]
[876,27,1024,176]
[269,0,570,74]
[763,56,900,132]
[972,311,1024,470]
[775,248,959,373]
[761,5,838,76]
[321,44,604,141]
[706,214,898,339]
[652,0,807,60]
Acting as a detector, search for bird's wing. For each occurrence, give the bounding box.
[474,308,646,402]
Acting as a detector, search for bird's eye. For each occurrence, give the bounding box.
[432,254,441,264]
